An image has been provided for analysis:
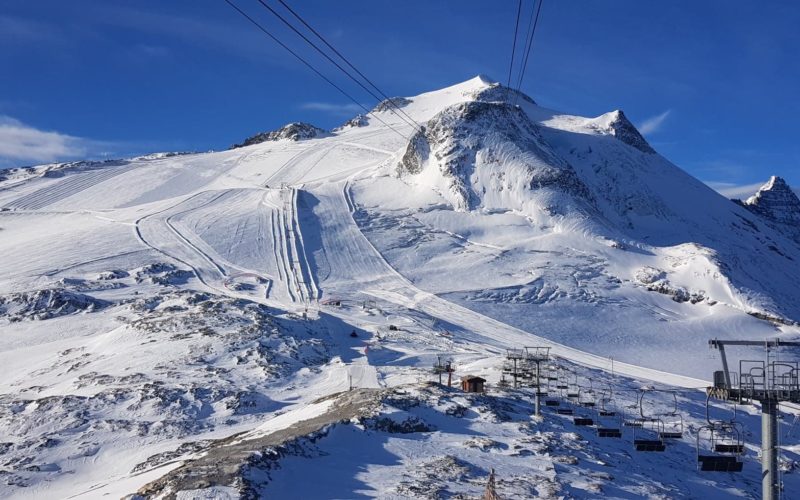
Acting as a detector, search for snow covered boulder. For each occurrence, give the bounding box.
[0,289,109,321]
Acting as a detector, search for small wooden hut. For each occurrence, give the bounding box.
[461,375,486,393]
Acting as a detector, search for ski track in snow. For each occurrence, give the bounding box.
[4,163,138,210]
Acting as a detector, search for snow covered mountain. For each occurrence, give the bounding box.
[743,176,800,224]
[0,75,798,498]
[734,176,800,244]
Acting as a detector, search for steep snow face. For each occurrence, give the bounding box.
[396,100,591,222]
[231,122,327,148]
[381,78,800,324]
[743,176,800,226]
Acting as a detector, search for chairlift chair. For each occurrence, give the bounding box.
[632,390,666,451]
[633,419,666,451]
[696,394,744,472]
[578,381,597,408]
[555,367,569,390]
[596,388,622,438]
[566,373,580,400]
[659,392,684,439]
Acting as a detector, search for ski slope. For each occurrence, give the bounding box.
[1,75,799,498]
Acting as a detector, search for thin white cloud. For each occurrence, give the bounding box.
[706,180,800,200]
[705,181,765,200]
[638,110,672,135]
[0,115,115,166]
[300,102,362,116]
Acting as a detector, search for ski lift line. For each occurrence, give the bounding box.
[514,0,537,96]
[514,0,544,105]
[222,0,411,142]
[254,0,423,134]
[506,0,523,89]
[276,0,423,132]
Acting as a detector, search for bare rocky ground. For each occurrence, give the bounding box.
[0,265,333,492]
[125,375,797,499]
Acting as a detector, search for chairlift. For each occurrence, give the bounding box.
[546,363,559,381]
[632,390,666,451]
[696,393,744,472]
[633,419,666,451]
[638,389,684,440]
[596,388,622,438]
[555,366,570,390]
[659,392,684,439]
[566,372,580,400]
[578,379,597,408]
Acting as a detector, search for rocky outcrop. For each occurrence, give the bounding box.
[742,176,800,226]
[589,110,655,154]
[333,114,368,131]
[736,176,800,244]
[470,82,536,106]
[397,100,592,215]
[371,97,411,113]
[231,122,326,149]
[0,289,109,321]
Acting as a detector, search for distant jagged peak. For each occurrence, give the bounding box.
[746,176,795,204]
[371,97,411,113]
[587,110,655,154]
[333,114,368,132]
[743,175,800,225]
[231,122,327,149]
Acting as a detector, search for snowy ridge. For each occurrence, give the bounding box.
[231,122,327,149]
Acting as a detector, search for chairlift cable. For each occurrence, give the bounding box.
[222,0,411,141]
[253,0,422,133]
[514,0,544,105]
[506,0,523,90]
[276,0,423,132]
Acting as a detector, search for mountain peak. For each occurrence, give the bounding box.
[743,175,800,226]
[231,122,327,149]
[589,110,655,154]
[472,74,497,86]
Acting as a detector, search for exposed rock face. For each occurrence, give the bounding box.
[397,100,591,216]
[231,122,326,149]
[372,97,411,113]
[589,110,655,154]
[742,176,800,226]
[334,114,368,131]
[469,82,536,106]
[0,289,109,321]
[736,176,800,245]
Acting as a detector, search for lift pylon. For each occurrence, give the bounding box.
[708,338,800,500]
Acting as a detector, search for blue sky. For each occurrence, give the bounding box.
[1,0,798,191]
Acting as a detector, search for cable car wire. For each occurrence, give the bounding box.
[252,0,422,133]
[222,0,411,141]
[514,0,544,104]
[276,0,423,132]
[506,0,523,90]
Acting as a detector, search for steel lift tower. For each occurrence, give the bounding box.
[708,339,800,500]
